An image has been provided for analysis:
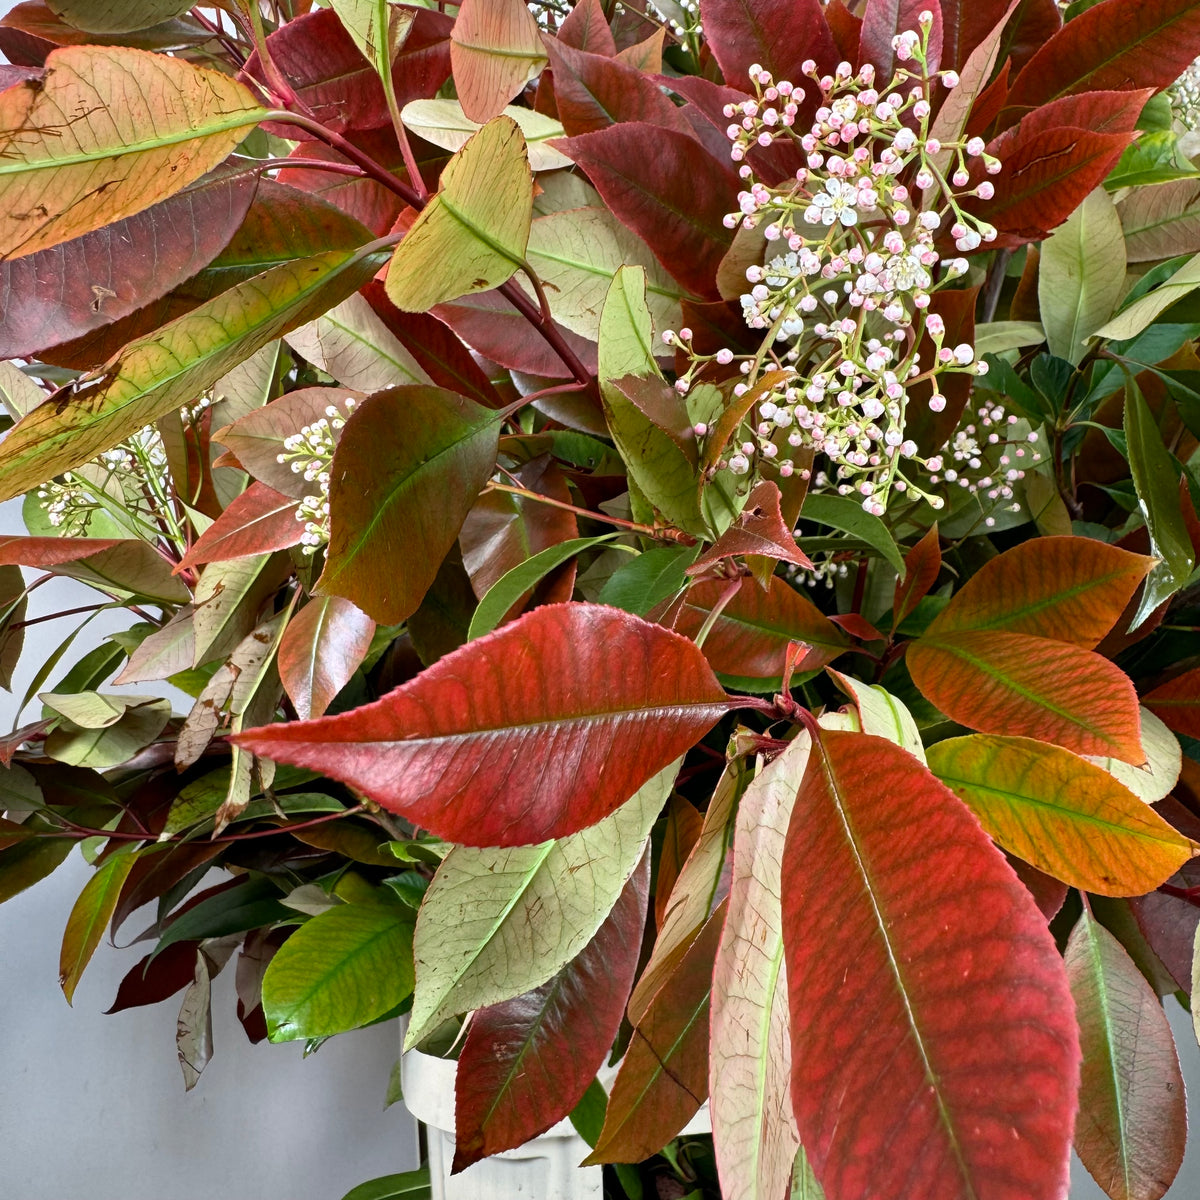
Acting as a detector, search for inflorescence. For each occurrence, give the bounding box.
[275,399,358,554]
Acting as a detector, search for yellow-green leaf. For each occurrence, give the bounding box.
[927,734,1195,896]
[385,116,532,312]
[401,98,572,171]
[0,244,390,503]
[59,848,137,1004]
[0,46,264,259]
[47,1,191,34]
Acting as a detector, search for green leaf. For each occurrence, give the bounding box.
[59,847,138,1004]
[467,535,617,640]
[569,1078,610,1148]
[154,877,292,959]
[1039,188,1126,365]
[1093,251,1200,342]
[1105,130,1200,190]
[46,2,192,34]
[598,544,697,615]
[42,696,171,768]
[402,99,572,172]
[318,387,502,624]
[326,0,414,71]
[0,46,264,258]
[973,321,1046,356]
[339,1168,432,1200]
[1124,376,1194,627]
[0,836,75,904]
[798,493,905,574]
[404,761,675,1050]
[384,116,533,312]
[262,902,415,1042]
[0,243,391,503]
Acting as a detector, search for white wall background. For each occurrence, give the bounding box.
[2,5,1200,1198]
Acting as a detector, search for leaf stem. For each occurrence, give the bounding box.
[692,576,743,649]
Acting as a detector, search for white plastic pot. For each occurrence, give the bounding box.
[401,1045,713,1200]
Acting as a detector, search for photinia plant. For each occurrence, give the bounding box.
[9,0,1200,1197]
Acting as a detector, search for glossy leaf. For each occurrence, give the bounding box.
[926,536,1152,645]
[0,167,257,361]
[782,729,1080,1200]
[698,0,835,91]
[909,629,1145,761]
[800,493,905,575]
[710,735,809,1200]
[1039,188,1126,365]
[0,243,390,504]
[927,735,1193,895]
[0,46,263,259]
[1005,0,1200,114]
[385,116,533,312]
[177,483,302,570]
[262,901,414,1041]
[1125,376,1195,627]
[1067,909,1186,1200]
[689,482,811,574]
[599,544,696,615]
[452,852,650,1171]
[59,848,137,1004]
[892,525,940,631]
[586,898,725,1164]
[405,762,671,1049]
[670,578,851,679]
[449,0,547,123]
[279,596,376,722]
[338,1169,432,1200]
[318,386,500,624]
[236,604,732,846]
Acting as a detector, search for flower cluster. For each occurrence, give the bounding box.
[667,15,1028,524]
[275,400,357,554]
[1170,53,1200,129]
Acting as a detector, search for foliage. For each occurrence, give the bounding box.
[6,1,1200,1199]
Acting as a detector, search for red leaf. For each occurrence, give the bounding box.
[1004,0,1200,115]
[105,941,203,1014]
[555,123,737,298]
[1143,666,1200,739]
[278,595,376,721]
[0,168,256,361]
[558,0,617,55]
[245,6,452,138]
[905,285,978,451]
[234,604,734,846]
[861,0,944,77]
[909,629,1145,760]
[450,0,547,123]
[656,795,704,930]
[0,535,123,567]
[688,481,812,574]
[433,289,599,380]
[1066,910,1187,1200]
[782,728,1080,1200]
[452,851,650,1171]
[828,612,883,642]
[361,281,504,410]
[698,0,836,95]
[669,578,850,679]
[978,125,1134,245]
[998,89,1150,139]
[925,535,1152,646]
[892,524,941,631]
[544,39,695,137]
[176,483,302,570]
[825,0,862,64]
[586,897,726,1164]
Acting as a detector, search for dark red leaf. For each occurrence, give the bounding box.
[557,0,617,55]
[782,728,1080,1200]
[977,125,1135,245]
[453,851,650,1171]
[278,595,376,721]
[829,612,883,641]
[433,289,599,379]
[1007,854,1069,922]
[698,0,836,94]
[825,0,863,64]
[937,0,1058,74]
[1143,666,1200,739]
[688,481,811,574]
[105,940,202,1014]
[176,483,302,570]
[235,604,734,846]
[555,123,737,298]
[1004,0,1200,116]
[544,39,695,137]
[892,525,941,631]
[656,795,705,930]
[905,285,978,451]
[0,168,255,361]
[997,88,1150,140]
[992,0,1062,78]
[586,897,726,1164]
[244,6,453,138]
[0,535,123,567]
[669,577,850,679]
[362,281,504,410]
